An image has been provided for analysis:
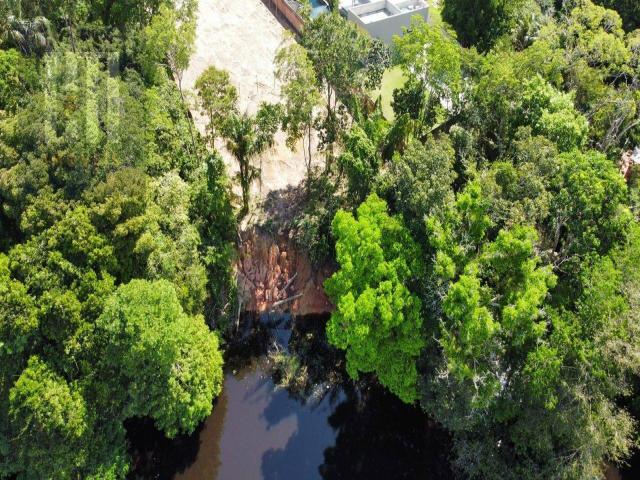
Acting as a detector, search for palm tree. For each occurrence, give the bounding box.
[222,103,281,217]
[7,15,53,56]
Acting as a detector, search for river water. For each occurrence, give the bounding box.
[127,313,453,480]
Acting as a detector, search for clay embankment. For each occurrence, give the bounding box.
[237,230,333,316]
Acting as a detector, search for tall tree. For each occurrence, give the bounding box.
[138,2,198,155]
[95,279,224,437]
[275,39,322,181]
[324,194,425,403]
[6,357,91,479]
[379,135,457,236]
[5,14,53,56]
[301,12,370,110]
[195,66,238,149]
[301,12,372,158]
[221,103,281,216]
[394,16,462,112]
[420,183,639,479]
[442,0,529,51]
[594,0,640,30]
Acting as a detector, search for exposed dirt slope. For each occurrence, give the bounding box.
[183,0,321,200]
[237,230,333,316]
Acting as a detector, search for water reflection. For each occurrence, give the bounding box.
[127,313,453,480]
[174,358,340,480]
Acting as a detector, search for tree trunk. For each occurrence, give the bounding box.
[240,182,250,218]
[176,72,200,161]
[306,123,313,196]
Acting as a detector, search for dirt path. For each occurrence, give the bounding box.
[183,0,320,203]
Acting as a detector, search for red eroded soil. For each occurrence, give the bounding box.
[237,230,334,316]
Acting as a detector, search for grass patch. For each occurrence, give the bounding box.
[430,3,443,27]
[369,3,442,121]
[370,65,408,121]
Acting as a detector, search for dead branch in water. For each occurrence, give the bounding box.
[270,293,303,310]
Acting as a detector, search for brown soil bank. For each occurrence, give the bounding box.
[237,229,334,316]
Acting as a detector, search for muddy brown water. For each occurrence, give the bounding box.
[127,313,640,480]
[126,313,453,480]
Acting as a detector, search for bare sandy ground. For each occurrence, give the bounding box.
[183,0,320,205]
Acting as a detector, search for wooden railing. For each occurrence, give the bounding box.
[268,0,305,33]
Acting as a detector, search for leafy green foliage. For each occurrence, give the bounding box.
[7,356,90,479]
[275,40,322,176]
[420,183,639,479]
[2,0,640,477]
[93,0,174,34]
[477,130,557,230]
[0,49,39,112]
[564,1,630,75]
[221,103,281,215]
[460,0,640,158]
[442,0,530,51]
[195,66,238,148]
[0,6,233,477]
[378,136,457,236]
[338,126,381,203]
[394,16,462,104]
[437,225,556,408]
[325,194,425,403]
[190,154,237,324]
[0,255,38,369]
[294,0,640,477]
[137,1,196,87]
[301,12,377,156]
[519,76,589,152]
[595,0,640,30]
[548,149,631,274]
[87,169,208,313]
[95,279,224,437]
[302,12,372,104]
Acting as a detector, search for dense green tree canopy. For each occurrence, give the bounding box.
[595,0,640,30]
[8,356,90,479]
[442,0,531,51]
[379,136,457,236]
[291,2,640,477]
[394,17,462,103]
[0,3,233,477]
[0,49,39,113]
[195,66,238,148]
[95,279,223,437]
[325,194,425,403]
[2,0,640,478]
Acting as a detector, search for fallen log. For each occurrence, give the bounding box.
[270,293,304,310]
[279,272,298,296]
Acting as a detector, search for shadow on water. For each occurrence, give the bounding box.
[127,312,454,480]
[125,417,205,479]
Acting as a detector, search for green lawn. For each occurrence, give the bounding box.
[430,3,443,27]
[370,66,408,121]
[369,5,442,121]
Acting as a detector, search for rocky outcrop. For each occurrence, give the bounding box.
[237,229,334,316]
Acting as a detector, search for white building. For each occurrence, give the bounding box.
[340,0,429,44]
